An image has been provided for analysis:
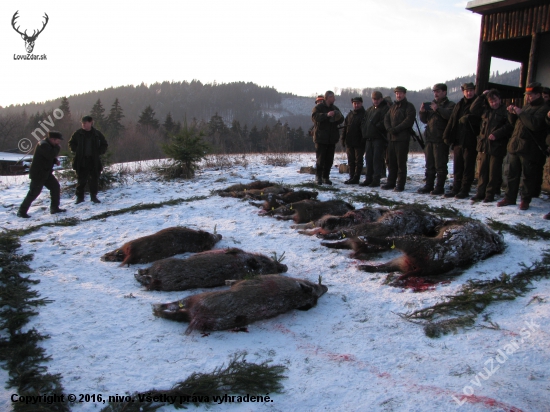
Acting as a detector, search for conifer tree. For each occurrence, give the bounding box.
[162,120,210,178]
[138,105,160,131]
[162,112,176,137]
[106,98,125,138]
[90,99,107,132]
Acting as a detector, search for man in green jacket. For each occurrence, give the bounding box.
[442,82,480,198]
[311,91,344,185]
[469,89,513,203]
[383,86,416,192]
[497,83,548,210]
[69,115,108,204]
[17,131,65,218]
[361,91,390,187]
[418,83,456,195]
[341,97,366,184]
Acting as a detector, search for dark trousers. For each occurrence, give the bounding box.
[505,153,539,202]
[315,143,336,179]
[387,140,409,187]
[75,158,99,198]
[424,141,449,188]
[476,153,504,197]
[19,174,60,213]
[452,145,477,193]
[346,143,366,178]
[365,139,387,182]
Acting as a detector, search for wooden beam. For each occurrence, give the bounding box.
[526,32,538,83]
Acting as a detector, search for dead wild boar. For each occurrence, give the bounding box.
[101,227,222,267]
[153,274,328,333]
[321,206,444,259]
[135,248,288,291]
[358,220,505,281]
[264,199,355,224]
[251,190,319,210]
[292,206,387,236]
[217,181,280,197]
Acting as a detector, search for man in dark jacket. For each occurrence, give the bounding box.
[497,83,548,210]
[360,91,390,187]
[308,95,325,137]
[341,97,366,184]
[69,115,108,203]
[418,83,456,195]
[442,82,480,198]
[383,86,416,191]
[312,91,344,185]
[469,89,513,202]
[17,131,65,218]
[545,109,550,220]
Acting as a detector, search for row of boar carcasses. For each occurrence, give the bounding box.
[100,180,505,333]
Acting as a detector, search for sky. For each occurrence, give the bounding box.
[0,0,522,108]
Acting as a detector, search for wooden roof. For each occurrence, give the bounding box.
[466,0,550,14]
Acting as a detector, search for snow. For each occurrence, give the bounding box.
[1,152,549,412]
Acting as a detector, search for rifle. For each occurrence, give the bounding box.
[523,125,550,158]
[412,118,426,150]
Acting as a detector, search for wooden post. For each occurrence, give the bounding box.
[526,32,539,84]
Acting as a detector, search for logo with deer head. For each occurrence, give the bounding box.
[11,11,49,54]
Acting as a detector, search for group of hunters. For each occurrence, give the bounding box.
[311,82,550,220]
[15,83,550,221]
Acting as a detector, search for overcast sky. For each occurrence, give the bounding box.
[1,0,521,107]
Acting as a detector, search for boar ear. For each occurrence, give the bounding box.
[299,282,313,294]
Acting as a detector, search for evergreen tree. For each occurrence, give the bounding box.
[138,105,160,131]
[162,121,210,178]
[249,125,260,153]
[90,99,107,132]
[58,97,71,121]
[106,98,125,138]
[162,112,176,137]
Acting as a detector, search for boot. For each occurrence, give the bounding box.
[483,194,495,203]
[359,177,372,187]
[519,199,530,210]
[75,196,85,204]
[393,185,405,192]
[17,210,31,219]
[430,186,445,195]
[348,176,360,184]
[50,208,67,214]
[470,193,485,202]
[417,185,432,194]
[368,179,381,188]
[443,190,458,198]
[344,176,353,184]
[91,196,101,204]
[323,179,333,185]
[497,198,515,207]
[381,183,395,190]
[454,190,469,199]
[316,177,323,185]
[543,212,550,220]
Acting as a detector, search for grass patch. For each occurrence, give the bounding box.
[487,219,550,241]
[290,182,340,192]
[344,192,404,207]
[399,250,550,338]
[100,352,286,411]
[11,196,209,237]
[0,230,69,412]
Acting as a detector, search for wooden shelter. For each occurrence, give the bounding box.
[466,0,550,105]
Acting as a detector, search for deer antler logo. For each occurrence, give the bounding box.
[12,11,49,54]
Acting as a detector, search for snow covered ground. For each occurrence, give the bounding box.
[1,152,549,412]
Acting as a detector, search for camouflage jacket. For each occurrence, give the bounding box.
[469,95,512,157]
[507,96,547,159]
[384,98,416,142]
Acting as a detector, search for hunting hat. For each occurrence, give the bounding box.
[315,95,324,103]
[461,82,475,91]
[371,91,383,99]
[394,86,407,93]
[351,96,363,103]
[432,83,448,92]
[543,87,550,95]
[47,131,63,140]
[524,82,542,94]
[81,115,93,122]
